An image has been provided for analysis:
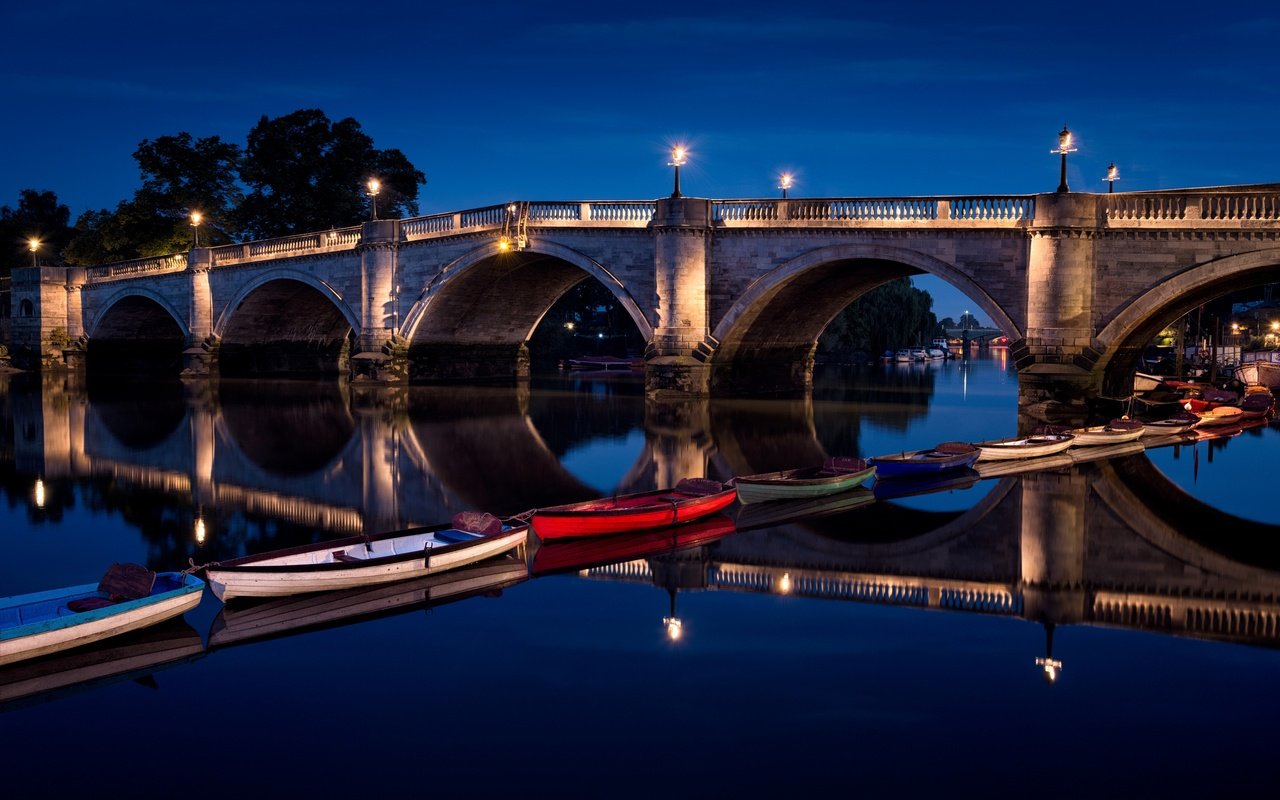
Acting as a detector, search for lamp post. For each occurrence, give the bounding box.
[1050,125,1077,193]
[366,178,381,220]
[28,238,40,268]
[190,211,202,248]
[668,146,688,199]
[778,172,794,199]
[1104,162,1119,193]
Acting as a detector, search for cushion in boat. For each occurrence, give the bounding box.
[98,563,156,601]
[674,478,723,496]
[66,596,117,613]
[932,441,976,455]
[451,511,503,536]
[1107,419,1145,431]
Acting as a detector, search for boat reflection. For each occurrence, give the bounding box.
[0,619,204,711]
[531,515,737,577]
[207,556,529,649]
[733,487,875,532]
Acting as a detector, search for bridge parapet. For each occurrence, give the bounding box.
[1104,189,1280,226]
[85,253,186,282]
[712,195,1036,226]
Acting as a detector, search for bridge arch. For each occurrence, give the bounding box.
[216,270,361,376]
[1093,247,1280,391]
[400,240,652,381]
[87,288,190,374]
[709,243,1021,393]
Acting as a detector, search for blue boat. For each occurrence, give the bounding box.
[869,442,981,479]
[0,565,205,667]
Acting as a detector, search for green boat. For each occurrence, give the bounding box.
[733,457,876,505]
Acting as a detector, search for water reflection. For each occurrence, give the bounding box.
[2,367,1280,678]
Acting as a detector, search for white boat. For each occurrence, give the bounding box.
[0,566,205,667]
[205,514,529,602]
[974,433,1075,461]
[926,348,947,360]
[894,349,912,363]
[1067,419,1145,446]
[1140,412,1200,435]
[1195,406,1246,428]
[1133,372,1165,393]
[1235,353,1280,390]
[909,347,928,361]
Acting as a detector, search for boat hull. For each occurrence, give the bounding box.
[1068,425,1145,446]
[734,465,875,505]
[870,446,980,478]
[206,523,528,602]
[532,487,738,540]
[975,435,1075,461]
[0,573,205,667]
[1235,357,1280,390]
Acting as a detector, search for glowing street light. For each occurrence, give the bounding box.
[777,572,793,594]
[668,145,688,199]
[366,178,381,220]
[34,478,45,509]
[663,615,683,641]
[28,238,40,268]
[778,172,794,199]
[190,211,203,248]
[1104,162,1119,193]
[195,516,207,545]
[1050,125,1077,193]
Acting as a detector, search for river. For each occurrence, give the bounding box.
[1,351,1277,796]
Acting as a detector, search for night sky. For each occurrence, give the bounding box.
[3,1,1276,319]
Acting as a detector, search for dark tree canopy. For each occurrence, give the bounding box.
[0,190,74,276]
[818,278,939,360]
[238,110,425,239]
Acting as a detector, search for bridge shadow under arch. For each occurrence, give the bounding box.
[400,241,652,382]
[708,243,1021,394]
[86,379,187,451]
[218,276,357,377]
[218,381,356,476]
[1093,249,1280,394]
[88,292,188,375]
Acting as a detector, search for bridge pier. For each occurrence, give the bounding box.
[646,198,712,399]
[182,249,218,376]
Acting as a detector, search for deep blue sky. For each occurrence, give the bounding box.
[3,1,1276,320]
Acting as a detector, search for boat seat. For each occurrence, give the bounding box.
[435,530,483,545]
[674,478,723,496]
[332,551,361,562]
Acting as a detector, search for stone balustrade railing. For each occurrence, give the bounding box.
[75,187,1280,283]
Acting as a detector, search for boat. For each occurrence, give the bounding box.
[974,433,1075,461]
[532,516,737,576]
[926,348,948,360]
[733,488,876,531]
[869,442,980,479]
[0,619,204,709]
[1067,419,1145,446]
[0,564,205,667]
[1133,372,1166,393]
[1235,351,1280,390]
[208,557,529,648]
[1140,411,1200,435]
[1195,406,1246,428]
[204,513,529,602]
[530,478,737,541]
[894,349,912,363]
[733,457,875,504]
[1236,391,1275,419]
[909,347,928,361]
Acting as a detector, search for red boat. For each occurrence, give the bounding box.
[531,515,737,576]
[530,478,737,541]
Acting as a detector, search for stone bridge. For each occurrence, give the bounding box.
[10,186,1280,398]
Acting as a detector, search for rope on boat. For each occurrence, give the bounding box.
[505,508,536,524]
[180,557,219,578]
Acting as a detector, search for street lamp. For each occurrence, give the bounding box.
[28,238,39,268]
[778,172,794,199]
[1104,162,1119,193]
[1050,125,1077,193]
[190,211,202,248]
[366,178,381,220]
[668,145,688,199]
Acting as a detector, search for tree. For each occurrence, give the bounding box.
[0,190,74,276]
[238,110,425,239]
[818,278,938,360]
[65,133,242,264]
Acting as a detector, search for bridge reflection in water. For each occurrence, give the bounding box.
[4,371,1279,673]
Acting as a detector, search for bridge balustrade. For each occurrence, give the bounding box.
[1199,192,1280,221]
[85,254,186,281]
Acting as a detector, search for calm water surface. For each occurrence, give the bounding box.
[2,352,1278,796]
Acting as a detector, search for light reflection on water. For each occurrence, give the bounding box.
[1,352,1279,795]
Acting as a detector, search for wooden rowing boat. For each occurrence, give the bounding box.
[1236,391,1275,419]
[1068,419,1145,446]
[530,478,737,541]
[207,557,529,648]
[733,457,875,504]
[205,513,528,602]
[1140,411,1200,435]
[869,442,980,479]
[974,433,1075,461]
[1195,406,1246,428]
[0,565,205,667]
